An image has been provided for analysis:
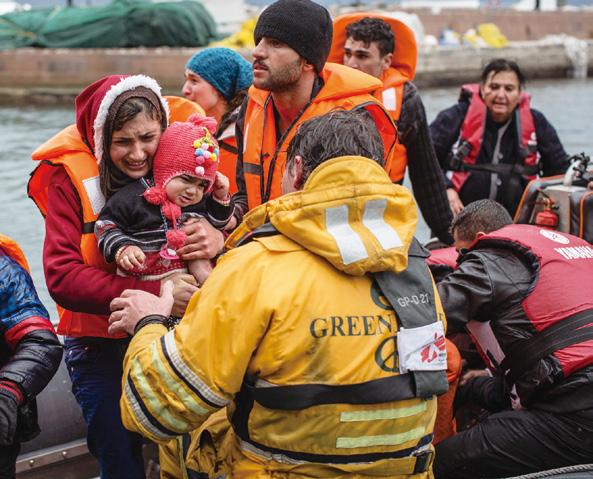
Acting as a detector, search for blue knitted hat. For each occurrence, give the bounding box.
[185,48,253,101]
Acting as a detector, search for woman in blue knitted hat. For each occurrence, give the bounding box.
[183,47,253,194]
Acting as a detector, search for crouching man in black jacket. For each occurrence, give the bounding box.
[435,200,593,478]
[0,235,62,478]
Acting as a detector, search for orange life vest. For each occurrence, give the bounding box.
[28,96,203,338]
[242,63,397,209]
[329,12,417,183]
[0,234,29,272]
[217,126,239,195]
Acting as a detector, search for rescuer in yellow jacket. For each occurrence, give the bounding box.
[110,110,449,478]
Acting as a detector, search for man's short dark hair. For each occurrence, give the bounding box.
[286,109,384,185]
[346,17,394,57]
[451,199,513,242]
[481,58,526,88]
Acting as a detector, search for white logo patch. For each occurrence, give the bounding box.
[539,229,570,244]
[397,322,447,373]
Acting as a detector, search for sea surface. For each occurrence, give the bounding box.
[1,78,592,321]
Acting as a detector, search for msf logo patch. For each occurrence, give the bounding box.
[420,332,446,363]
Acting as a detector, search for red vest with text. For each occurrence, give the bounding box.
[470,224,593,381]
[451,84,538,192]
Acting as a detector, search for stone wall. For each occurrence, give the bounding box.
[0,40,591,103]
[414,9,593,41]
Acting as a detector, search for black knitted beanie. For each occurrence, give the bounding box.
[254,0,333,73]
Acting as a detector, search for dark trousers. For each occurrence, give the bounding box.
[64,337,145,479]
[0,443,20,479]
[435,402,593,478]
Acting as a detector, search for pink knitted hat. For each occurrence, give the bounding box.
[143,114,220,253]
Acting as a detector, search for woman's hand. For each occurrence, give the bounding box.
[177,219,224,261]
[446,188,464,216]
[116,245,145,271]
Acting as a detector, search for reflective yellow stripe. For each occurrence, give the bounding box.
[340,402,427,422]
[149,342,209,417]
[336,427,425,449]
[131,358,190,433]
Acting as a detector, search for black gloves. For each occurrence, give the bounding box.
[0,388,19,446]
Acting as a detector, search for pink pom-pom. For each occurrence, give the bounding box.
[161,202,181,222]
[195,166,205,176]
[143,186,167,205]
[166,230,186,250]
[188,113,218,135]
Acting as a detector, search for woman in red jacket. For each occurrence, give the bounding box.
[29,75,218,478]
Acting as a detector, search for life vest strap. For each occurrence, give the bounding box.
[243,162,262,176]
[234,223,280,247]
[448,151,539,177]
[501,308,593,384]
[82,221,96,235]
[219,140,238,155]
[244,372,443,411]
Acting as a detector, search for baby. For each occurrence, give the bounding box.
[96,115,233,286]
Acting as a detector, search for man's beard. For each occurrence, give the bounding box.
[255,58,304,92]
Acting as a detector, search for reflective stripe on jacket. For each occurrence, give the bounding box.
[121,156,446,477]
[329,12,417,183]
[450,84,538,192]
[28,97,203,337]
[241,63,397,209]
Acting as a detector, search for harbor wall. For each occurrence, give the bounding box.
[413,9,593,41]
[0,40,591,103]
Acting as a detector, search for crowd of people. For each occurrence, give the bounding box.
[2,0,591,478]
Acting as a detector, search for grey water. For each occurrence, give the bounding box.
[1,78,592,321]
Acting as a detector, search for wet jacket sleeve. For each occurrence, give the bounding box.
[205,195,234,230]
[43,168,160,315]
[0,253,62,403]
[399,83,453,244]
[532,109,569,176]
[95,194,139,263]
[120,246,271,443]
[231,99,249,225]
[429,102,467,189]
[436,251,495,334]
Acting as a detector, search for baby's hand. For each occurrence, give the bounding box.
[116,245,146,271]
[212,172,230,201]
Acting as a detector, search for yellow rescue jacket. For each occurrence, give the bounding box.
[121,156,447,478]
[241,63,397,209]
[329,12,418,183]
[28,97,204,337]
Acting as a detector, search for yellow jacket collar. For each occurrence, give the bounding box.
[228,156,418,276]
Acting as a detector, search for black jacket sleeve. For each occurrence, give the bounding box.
[1,330,62,402]
[532,109,570,176]
[437,251,496,333]
[95,182,146,262]
[429,102,467,172]
[399,82,454,244]
[232,98,249,225]
[0,254,62,402]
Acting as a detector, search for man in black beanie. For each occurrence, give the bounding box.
[232,0,398,218]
